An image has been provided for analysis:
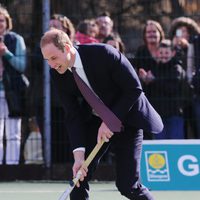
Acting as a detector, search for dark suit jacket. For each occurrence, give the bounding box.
[50,43,163,150]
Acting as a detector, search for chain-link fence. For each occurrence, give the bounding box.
[0,0,200,180]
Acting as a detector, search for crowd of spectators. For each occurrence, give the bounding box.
[1,2,200,165]
[133,17,200,140]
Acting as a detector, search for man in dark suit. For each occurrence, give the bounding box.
[40,29,163,200]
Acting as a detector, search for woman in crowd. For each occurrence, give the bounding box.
[169,16,200,76]
[0,4,27,164]
[133,20,165,139]
[133,20,165,85]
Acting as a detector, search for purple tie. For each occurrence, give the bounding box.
[72,67,122,132]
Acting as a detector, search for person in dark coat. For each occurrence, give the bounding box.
[40,29,163,200]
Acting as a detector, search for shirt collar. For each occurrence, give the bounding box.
[73,48,83,70]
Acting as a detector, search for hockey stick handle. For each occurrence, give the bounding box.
[58,139,105,200]
[72,139,105,186]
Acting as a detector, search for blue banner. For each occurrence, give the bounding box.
[141,140,200,190]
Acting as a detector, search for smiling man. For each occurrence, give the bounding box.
[40,28,163,200]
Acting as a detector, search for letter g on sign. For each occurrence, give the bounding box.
[178,155,199,176]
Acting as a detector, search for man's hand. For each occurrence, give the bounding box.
[72,150,88,187]
[97,122,113,144]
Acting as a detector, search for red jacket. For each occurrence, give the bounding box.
[75,31,99,44]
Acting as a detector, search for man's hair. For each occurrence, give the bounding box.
[40,29,72,52]
[0,4,12,31]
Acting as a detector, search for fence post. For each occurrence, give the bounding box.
[42,0,51,168]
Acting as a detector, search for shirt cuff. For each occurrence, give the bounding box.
[73,147,86,153]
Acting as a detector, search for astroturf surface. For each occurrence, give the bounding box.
[0,181,199,200]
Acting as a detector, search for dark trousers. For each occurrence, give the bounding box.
[70,117,154,200]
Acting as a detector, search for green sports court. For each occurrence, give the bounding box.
[0,181,200,200]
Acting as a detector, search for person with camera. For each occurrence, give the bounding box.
[168,17,200,139]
